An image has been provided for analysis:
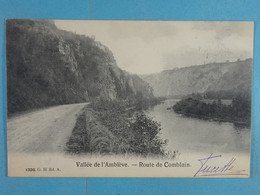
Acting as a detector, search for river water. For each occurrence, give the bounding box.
[146,99,251,155]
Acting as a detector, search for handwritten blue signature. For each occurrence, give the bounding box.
[194,153,248,177]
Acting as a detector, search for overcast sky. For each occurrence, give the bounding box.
[54,20,254,74]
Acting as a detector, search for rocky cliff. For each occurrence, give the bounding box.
[6,19,153,114]
[142,59,252,98]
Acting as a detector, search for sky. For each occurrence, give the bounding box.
[54,20,254,74]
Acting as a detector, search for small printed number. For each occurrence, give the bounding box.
[26,168,36,171]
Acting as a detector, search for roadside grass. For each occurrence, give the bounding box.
[66,99,168,157]
[66,107,117,154]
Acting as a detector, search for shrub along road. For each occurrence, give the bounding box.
[7,103,88,153]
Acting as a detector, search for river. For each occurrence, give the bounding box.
[146,99,251,155]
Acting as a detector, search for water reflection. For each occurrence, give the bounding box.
[146,99,251,154]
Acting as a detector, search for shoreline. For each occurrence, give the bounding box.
[172,110,250,127]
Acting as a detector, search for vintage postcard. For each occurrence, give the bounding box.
[6,20,253,177]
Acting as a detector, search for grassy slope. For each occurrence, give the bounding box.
[66,100,168,157]
[66,107,116,154]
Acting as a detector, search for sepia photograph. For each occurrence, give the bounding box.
[6,19,253,177]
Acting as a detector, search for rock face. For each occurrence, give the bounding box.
[6,19,153,114]
[141,59,252,98]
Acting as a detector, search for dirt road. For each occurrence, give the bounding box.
[7,103,88,153]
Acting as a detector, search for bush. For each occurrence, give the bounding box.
[129,112,166,155]
[88,99,167,156]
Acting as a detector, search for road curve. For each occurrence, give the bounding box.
[7,103,88,153]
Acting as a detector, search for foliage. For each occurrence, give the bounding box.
[172,94,251,126]
[6,20,86,114]
[134,91,162,110]
[129,112,166,155]
[7,19,155,115]
[66,109,115,154]
[67,100,167,156]
[7,20,167,156]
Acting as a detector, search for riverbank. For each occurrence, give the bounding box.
[171,97,251,127]
[146,99,250,154]
[66,99,168,157]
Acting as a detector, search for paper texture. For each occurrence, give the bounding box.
[6,20,253,177]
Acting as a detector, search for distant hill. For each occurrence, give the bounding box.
[141,59,252,98]
[6,19,154,114]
